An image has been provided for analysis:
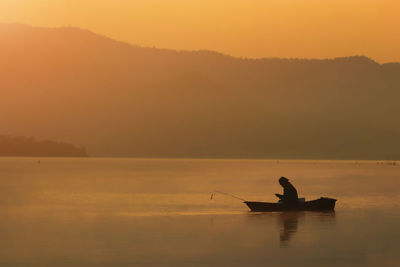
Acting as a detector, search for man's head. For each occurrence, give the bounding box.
[279,176,289,186]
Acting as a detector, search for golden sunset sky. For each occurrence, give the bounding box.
[1,0,399,62]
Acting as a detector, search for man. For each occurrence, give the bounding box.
[275,177,298,203]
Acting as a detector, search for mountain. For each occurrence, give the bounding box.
[0,134,87,157]
[1,23,400,159]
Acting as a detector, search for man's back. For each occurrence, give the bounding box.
[283,182,298,202]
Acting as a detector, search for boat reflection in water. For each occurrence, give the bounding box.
[279,211,336,247]
[279,212,302,246]
[247,211,336,248]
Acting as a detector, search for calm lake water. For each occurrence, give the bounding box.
[0,158,399,266]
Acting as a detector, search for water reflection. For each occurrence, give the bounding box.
[247,211,336,247]
[280,212,336,247]
[279,212,302,246]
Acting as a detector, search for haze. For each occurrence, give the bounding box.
[1,0,399,63]
[1,23,400,159]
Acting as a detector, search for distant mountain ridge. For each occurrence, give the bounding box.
[0,134,87,157]
[1,23,400,159]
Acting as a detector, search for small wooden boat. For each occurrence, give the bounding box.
[244,197,337,212]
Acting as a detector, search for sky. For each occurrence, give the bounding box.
[1,0,399,62]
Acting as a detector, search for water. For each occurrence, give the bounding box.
[0,158,399,266]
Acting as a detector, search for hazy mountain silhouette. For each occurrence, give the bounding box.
[0,134,87,157]
[1,23,400,159]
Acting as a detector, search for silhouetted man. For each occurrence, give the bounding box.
[275,177,298,203]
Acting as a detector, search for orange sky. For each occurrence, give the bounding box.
[1,0,399,62]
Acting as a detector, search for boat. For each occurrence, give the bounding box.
[244,197,337,212]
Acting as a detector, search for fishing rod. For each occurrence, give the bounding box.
[210,190,247,202]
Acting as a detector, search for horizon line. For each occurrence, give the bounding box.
[1,156,398,162]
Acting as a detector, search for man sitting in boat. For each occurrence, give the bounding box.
[275,177,298,203]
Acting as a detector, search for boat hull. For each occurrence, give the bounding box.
[244,197,336,212]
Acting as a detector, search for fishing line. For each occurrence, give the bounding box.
[210,190,247,202]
